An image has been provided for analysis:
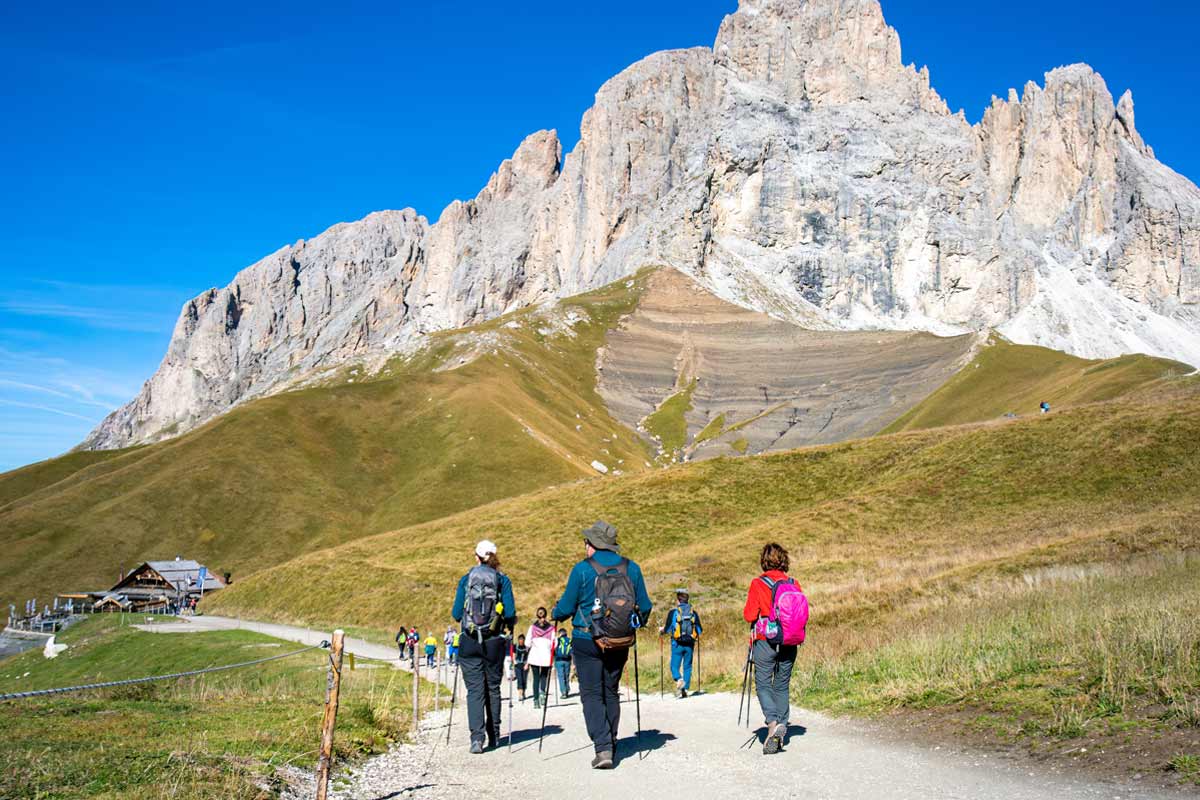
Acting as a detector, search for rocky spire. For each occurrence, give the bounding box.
[82,0,1200,450]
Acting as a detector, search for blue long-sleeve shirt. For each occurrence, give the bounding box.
[661,605,702,640]
[551,549,653,640]
[452,568,517,632]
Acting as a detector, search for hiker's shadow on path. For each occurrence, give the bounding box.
[508,724,564,752]
[615,728,677,762]
[743,723,807,747]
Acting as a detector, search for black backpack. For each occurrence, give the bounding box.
[588,557,638,650]
[462,564,502,642]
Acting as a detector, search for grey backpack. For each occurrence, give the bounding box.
[462,564,502,642]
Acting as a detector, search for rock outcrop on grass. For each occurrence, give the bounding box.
[84,0,1200,449]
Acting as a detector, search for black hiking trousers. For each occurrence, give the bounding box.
[458,633,506,746]
[571,637,629,755]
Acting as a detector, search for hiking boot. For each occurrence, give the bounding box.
[763,722,782,755]
[469,739,484,755]
[533,696,541,709]
[591,750,614,769]
[680,688,688,699]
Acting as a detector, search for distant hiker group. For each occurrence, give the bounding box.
[426,521,807,769]
[394,624,460,666]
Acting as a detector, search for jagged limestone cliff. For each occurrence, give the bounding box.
[84,0,1200,449]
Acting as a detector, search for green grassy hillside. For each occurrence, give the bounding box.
[0,275,655,608]
[207,381,1200,777]
[0,616,428,799]
[883,335,1190,433]
[210,381,1200,637]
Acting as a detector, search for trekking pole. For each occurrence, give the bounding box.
[445,658,461,745]
[746,656,754,730]
[507,635,514,754]
[659,636,664,698]
[696,637,701,693]
[633,628,644,758]
[736,642,752,726]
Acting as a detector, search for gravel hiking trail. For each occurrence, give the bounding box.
[327,689,1177,800]
[150,618,1177,799]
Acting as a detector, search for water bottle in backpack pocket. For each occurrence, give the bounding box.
[754,576,808,647]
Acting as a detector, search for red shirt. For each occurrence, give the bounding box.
[743,570,797,625]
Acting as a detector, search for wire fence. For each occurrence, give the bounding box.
[0,641,328,702]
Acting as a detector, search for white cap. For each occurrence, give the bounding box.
[475,540,497,559]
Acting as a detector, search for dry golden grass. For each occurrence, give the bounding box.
[0,275,655,610]
[209,382,1200,676]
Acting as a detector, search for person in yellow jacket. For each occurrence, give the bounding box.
[424,633,439,668]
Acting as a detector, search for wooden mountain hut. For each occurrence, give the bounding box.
[107,558,227,612]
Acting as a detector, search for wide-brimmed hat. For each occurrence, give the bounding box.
[582,520,619,552]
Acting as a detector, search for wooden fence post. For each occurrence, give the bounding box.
[315,629,344,800]
[411,649,420,735]
[434,649,441,714]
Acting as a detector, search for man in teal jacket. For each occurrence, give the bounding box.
[552,520,652,770]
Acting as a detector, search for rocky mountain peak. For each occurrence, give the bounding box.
[82,0,1200,451]
[715,0,947,113]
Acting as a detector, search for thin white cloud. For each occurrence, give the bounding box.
[0,398,99,423]
[27,278,190,302]
[0,300,173,334]
[0,378,113,409]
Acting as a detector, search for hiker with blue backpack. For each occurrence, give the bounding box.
[741,542,808,755]
[554,628,573,698]
[551,520,653,769]
[451,539,517,754]
[660,588,701,698]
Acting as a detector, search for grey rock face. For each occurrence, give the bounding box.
[84,0,1200,450]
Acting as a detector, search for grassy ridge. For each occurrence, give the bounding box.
[0,617,429,799]
[0,276,654,609]
[883,335,1189,433]
[208,383,1200,642]
[0,450,127,508]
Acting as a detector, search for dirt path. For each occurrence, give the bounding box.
[327,680,1172,800]
[134,614,404,663]
[147,617,1174,799]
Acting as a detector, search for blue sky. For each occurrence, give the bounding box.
[2,0,1197,472]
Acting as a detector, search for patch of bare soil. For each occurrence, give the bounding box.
[597,268,977,459]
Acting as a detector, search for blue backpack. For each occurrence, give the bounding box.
[672,603,696,645]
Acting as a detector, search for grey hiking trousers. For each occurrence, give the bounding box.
[752,639,797,727]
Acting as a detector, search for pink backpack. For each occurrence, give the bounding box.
[754,576,809,646]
